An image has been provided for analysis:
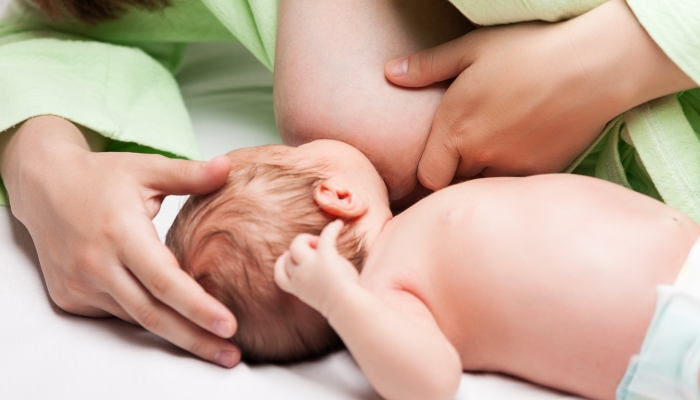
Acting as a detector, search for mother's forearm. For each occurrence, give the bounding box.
[568,0,696,113]
[0,116,107,216]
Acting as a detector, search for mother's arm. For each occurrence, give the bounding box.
[274,0,472,201]
[385,0,698,188]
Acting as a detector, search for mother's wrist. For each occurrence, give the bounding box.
[0,125,20,179]
[612,0,696,103]
[567,0,696,114]
[0,117,92,202]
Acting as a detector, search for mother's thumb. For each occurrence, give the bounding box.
[142,155,231,196]
[385,34,475,88]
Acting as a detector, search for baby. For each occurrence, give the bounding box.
[166,140,700,400]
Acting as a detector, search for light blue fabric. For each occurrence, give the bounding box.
[617,240,700,400]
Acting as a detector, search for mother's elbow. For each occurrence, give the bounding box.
[274,82,328,147]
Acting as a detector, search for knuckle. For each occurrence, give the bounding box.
[148,272,172,298]
[473,146,494,167]
[51,292,79,313]
[49,285,83,314]
[100,215,127,244]
[290,237,307,252]
[431,112,462,145]
[135,304,161,332]
[430,125,461,163]
[441,115,466,142]
[186,305,206,327]
[72,250,103,277]
[188,338,208,357]
[415,50,436,78]
[288,255,300,268]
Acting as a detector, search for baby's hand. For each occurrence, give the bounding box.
[274,220,360,317]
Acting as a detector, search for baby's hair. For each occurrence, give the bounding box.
[30,0,170,25]
[166,147,367,364]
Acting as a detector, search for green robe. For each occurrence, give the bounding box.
[1,0,699,222]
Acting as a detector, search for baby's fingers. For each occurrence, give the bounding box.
[289,233,318,265]
[318,220,344,250]
[274,252,293,293]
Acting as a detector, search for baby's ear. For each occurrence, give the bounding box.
[313,177,368,219]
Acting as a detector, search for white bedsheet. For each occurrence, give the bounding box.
[0,36,585,399]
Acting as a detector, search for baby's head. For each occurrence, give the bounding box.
[166,140,391,363]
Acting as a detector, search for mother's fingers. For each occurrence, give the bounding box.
[119,219,237,340]
[417,117,462,191]
[417,72,489,189]
[136,154,231,196]
[94,295,137,324]
[108,266,240,368]
[384,33,479,88]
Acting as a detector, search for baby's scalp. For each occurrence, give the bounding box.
[166,146,367,363]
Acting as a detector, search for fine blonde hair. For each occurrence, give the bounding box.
[166,148,366,363]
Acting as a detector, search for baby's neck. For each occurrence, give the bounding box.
[351,190,393,256]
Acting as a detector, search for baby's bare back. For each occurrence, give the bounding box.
[360,174,700,400]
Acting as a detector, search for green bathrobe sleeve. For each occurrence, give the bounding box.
[626,0,700,86]
[0,0,279,206]
[449,0,700,87]
[448,0,606,25]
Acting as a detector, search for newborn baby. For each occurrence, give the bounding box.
[166,140,700,400]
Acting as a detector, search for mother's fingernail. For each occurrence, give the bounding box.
[387,58,408,77]
[213,320,233,337]
[215,350,238,368]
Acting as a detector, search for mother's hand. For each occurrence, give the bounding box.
[0,116,240,367]
[385,0,696,190]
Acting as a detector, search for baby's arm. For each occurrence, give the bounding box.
[275,221,461,400]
